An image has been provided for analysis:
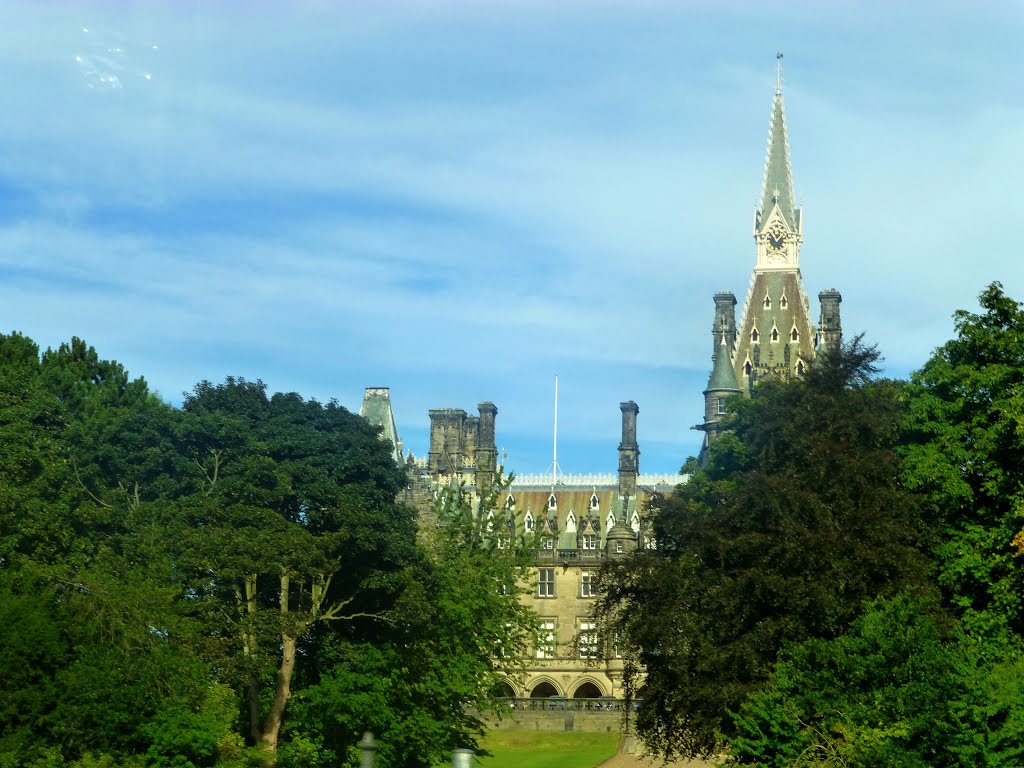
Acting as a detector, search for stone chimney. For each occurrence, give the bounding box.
[618,401,639,497]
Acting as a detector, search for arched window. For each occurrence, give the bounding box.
[505,493,515,509]
[791,327,799,341]
[548,493,557,511]
[771,327,779,342]
[780,295,789,309]
[751,328,759,342]
[590,493,600,510]
[565,511,577,534]
[524,511,534,531]
[763,294,771,309]
[797,360,805,375]
[744,360,752,375]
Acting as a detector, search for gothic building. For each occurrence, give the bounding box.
[697,64,842,456]
[360,63,844,704]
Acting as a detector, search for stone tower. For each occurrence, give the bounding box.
[698,59,842,457]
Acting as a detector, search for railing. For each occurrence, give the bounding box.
[536,548,605,563]
[500,697,627,712]
[510,473,687,488]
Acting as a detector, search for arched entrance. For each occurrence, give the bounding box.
[530,681,560,698]
[572,681,604,699]
[496,680,516,698]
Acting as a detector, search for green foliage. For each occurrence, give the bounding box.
[902,283,1024,641]
[730,595,1024,767]
[597,338,933,758]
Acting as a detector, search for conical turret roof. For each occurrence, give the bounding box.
[707,333,741,392]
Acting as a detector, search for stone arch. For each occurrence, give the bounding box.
[634,684,648,700]
[572,679,606,698]
[529,678,562,698]
[497,679,519,698]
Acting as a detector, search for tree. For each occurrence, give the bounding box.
[285,473,539,768]
[730,595,1024,767]
[596,338,933,758]
[170,378,417,764]
[902,283,1024,642]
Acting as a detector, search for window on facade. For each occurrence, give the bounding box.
[582,533,598,550]
[781,295,789,309]
[717,397,728,415]
[744,360,752,375]
[548,493,557,510]
[797,361,805,375]
[763,295,771,309]
[538,568,555,597]
[579,622,598,659]
[590,493,599,510]
[791,327,799,341]
[751,328,759,342]
[496,535,510,550]
[536,620,556,659]
[505,493,515,509]
[615,540,624,554]
[771,327,779,342]
[565,510,577,533]
[541,536,554,550]
[613,629,624,658]
[581,571,595,597]
[524,511,534,531]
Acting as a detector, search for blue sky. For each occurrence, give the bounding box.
[1,1,1022,474]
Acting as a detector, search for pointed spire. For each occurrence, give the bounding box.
[758,53,798,232]
[707,332,740,391]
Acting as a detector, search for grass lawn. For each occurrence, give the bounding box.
[470,729,620,768]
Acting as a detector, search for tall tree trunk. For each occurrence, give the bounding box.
[238,574,261,744]
[256,573,304,767]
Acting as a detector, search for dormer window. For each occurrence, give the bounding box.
[797,360,805,375]
[590,493,600,510]
[566,510,577,534]
[791,327,799,341]
[751,328,759,343]
[548,493,557,511]
[505,493,515,509]
[780,295,789,309]
[524,511,534,531]
[744,360,752,375]
[771,326,780,342]
[763,294,771,309]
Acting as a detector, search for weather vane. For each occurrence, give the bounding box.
[776,52,784,95]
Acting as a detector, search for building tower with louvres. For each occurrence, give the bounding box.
[697,60,842,460]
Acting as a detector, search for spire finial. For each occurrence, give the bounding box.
[776,52,783,95]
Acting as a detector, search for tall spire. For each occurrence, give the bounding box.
[758,53,798,233]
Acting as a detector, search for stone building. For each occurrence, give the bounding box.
[697,61,842,457]
[359,62,844,703]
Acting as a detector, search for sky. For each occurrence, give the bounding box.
[1,1,1022,475]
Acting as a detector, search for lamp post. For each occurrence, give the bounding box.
[359,732,377,768]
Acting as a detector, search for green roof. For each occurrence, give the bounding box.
[707,334,741,391]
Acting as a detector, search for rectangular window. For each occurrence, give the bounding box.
[538,568,555,597]
[615,540,624,554]
[496,535,510,550]
[537,619,556,659]
[717,397,728,415]
[581,571,595,598]
[579,621,598,659]
[541,536,554,550]
[614,629,623,658]
[582,534,598,550]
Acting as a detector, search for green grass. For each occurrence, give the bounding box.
[471,729,620,768]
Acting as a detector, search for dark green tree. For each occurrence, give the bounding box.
[597,338,932,758]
